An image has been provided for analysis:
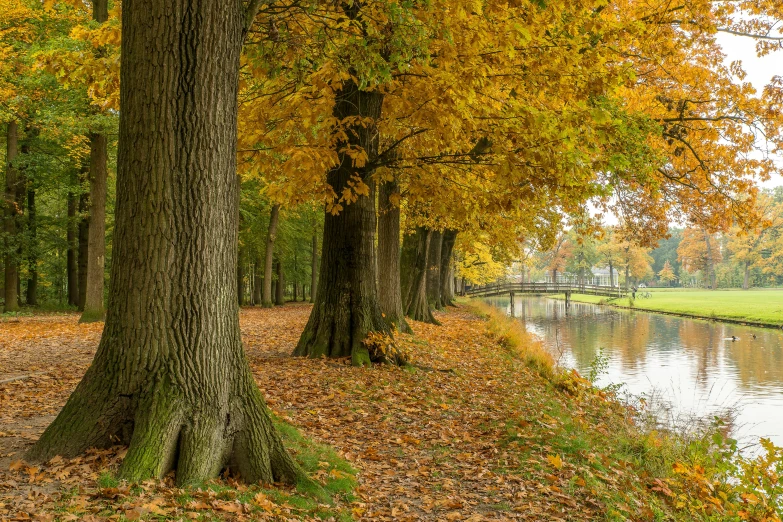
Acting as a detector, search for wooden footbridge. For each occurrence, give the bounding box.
[466,282,626,306]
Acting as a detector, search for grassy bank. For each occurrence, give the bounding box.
[467,301,783,521]
[2,305,783,520]
[561,290,783,326]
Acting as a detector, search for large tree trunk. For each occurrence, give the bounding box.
[275,259,284,305]
[426,230,443,310]
[3,121,19,312]
[80,133,107,322]
[294,81,403,365]
[439,229,457,307]
[28,0,301,487]
[310,230,318,303]
[67,188,80,307]
[401,227,438,324]
[26,186,38,306]
[77,191,89,310]
[262,204,279,307]
[377,178,411,334]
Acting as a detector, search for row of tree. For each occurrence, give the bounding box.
[1,0,781,487]
[524,188,783,290]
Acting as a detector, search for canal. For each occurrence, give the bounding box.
[486,295,783,448]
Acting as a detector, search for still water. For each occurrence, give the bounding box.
[487,296,783,448]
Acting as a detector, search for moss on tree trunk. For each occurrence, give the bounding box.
[28,0,301,487]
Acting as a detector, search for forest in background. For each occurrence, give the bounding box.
[524,187,783,290]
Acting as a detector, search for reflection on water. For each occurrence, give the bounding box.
[487,296,783,447]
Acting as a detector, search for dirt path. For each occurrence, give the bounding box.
[1,306,607,521]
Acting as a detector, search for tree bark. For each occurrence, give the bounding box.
[377,178,411,333]
[77,190,88,310]
[67,188,79,307]
[252,255,262,305]
[79,0,109,320]
[28,0,301,487]
[80,134,107,322]
[310,230,318,303]
[439,229,457,307]
[262,204,279,307]
[26,186,37,306]
[426,230,443,310]
[702,229,716,290]
[237,245,246,306]
[294,81,403,365]
[743,261,750,290]
[275,259,284,305]
[3,121,19,312]
[401,227,438,324]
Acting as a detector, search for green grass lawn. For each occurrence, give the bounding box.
[563,290,783,325]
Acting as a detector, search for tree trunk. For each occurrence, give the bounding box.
[237,245,246,306]
[310,230,318,303]
[426,230,443,310]
[440,229,457,307]
[252,255,262,305]
[80,134,107,322]
[294,81,403,365]
[377,178,411,333]
[3,121,19,312]
[79,0,109,320]
[28,0,301,487]
[67,188,80,307]
[608,262,614,288]
[275,259,284,305]
[743,261,750,290]
[77,191,89,310]
[401,227,438,324]
[702,229,716,290]
[262,204,279,307]
[26,186,38,306]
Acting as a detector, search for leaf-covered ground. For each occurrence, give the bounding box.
[1,304,682,521]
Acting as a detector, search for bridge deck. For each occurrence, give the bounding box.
[466,282,626,298]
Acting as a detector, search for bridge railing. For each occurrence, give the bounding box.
[465,281,626,297]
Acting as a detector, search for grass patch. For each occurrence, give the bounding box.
[464,300,555,379]
[565,289,783,325]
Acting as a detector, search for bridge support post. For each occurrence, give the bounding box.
[509,292,515,316]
